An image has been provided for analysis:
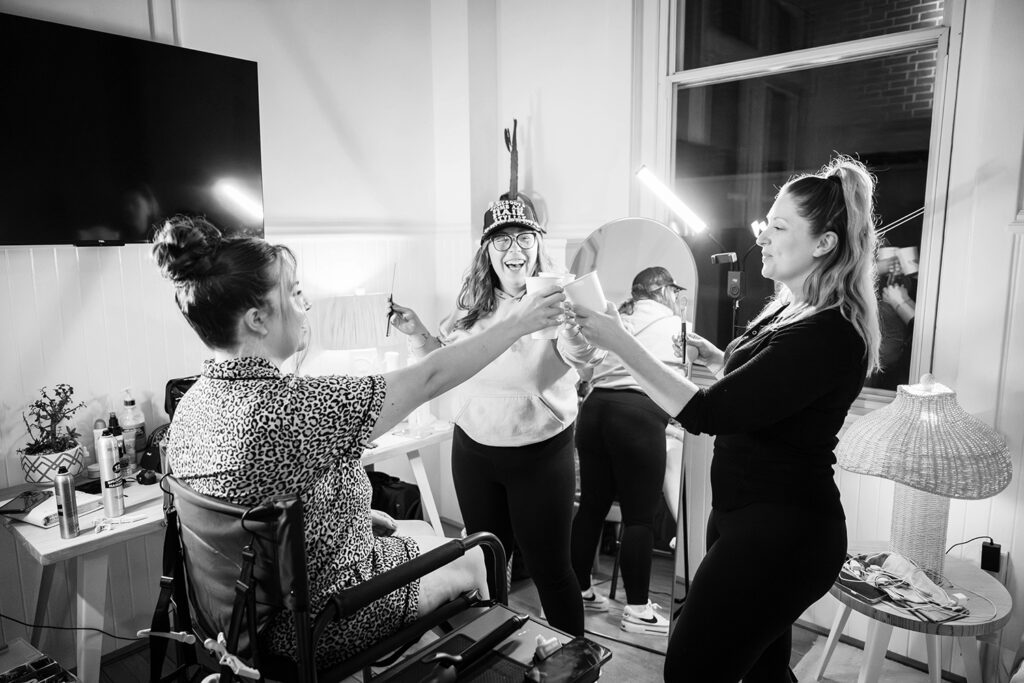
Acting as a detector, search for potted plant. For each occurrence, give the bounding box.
[18,384,88,484]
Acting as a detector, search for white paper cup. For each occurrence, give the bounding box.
[526,274,566,339]
[877,246,899,270]
[897,246,919,275]
[562,270,607,313]
[539,271,576,284]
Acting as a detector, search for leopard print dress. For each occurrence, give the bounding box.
[168,357,421,668]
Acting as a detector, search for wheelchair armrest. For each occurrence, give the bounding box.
[321,531,507,622]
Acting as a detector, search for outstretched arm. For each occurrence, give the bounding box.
[575,302,699,416]
[372,288,565,438]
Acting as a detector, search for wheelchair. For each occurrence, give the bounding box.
[146,475,609,683]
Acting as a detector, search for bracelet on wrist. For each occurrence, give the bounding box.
[408,332,432,350]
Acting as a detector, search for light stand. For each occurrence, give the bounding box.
[725,221,766,338]
[635,165,742,338]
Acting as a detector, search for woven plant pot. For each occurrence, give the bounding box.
[20,444,85,484]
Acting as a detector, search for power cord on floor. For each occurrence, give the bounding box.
[0,611,141,640]
[582,627,667,656]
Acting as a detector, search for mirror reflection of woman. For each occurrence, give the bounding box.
[152,215,565,667]
[569,267,688,636]
[575,156,881,682]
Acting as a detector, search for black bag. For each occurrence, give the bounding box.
[165,375,200,421]
[367,470,423,520]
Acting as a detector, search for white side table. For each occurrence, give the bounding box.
[815,543,1012,683]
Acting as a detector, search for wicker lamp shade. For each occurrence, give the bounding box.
[837,375,1011,498]
[836,374,1011,578]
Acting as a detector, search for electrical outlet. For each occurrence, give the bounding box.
[981,541,1001,572]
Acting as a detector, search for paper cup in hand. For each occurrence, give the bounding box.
[525,274,566,339]
[897,246,919,275]
[539,271,575,284]
[563,270,607,313]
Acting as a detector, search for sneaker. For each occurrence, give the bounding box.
[621,601,669,635]
[581,588,609,612]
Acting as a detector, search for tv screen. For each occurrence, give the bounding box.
[0,12,263,246]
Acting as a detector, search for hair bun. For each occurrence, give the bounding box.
[151,215,223,284]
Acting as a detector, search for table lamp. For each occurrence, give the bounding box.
[836,374,1011,579]
[303,293,400,376]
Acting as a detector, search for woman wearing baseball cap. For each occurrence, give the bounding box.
[390,121,604,636]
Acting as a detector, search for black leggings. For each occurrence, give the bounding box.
[570,389,669,605]
[451,424,583,636]
[664,504,847,682]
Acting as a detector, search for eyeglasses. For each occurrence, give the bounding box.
[489,231,538,252]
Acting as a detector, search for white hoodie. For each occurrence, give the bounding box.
[590,298,685,392]
[419,289,604,447]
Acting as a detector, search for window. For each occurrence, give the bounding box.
[677,0,944,69]
[641,0,960,394]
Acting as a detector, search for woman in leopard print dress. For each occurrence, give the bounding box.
[152,215,565,667]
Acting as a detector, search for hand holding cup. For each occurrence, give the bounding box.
[513,286,567,339]
[525,273,574,339]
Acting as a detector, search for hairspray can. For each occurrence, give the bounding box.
[107,412,130,484]
[54,465,79,538]
[97,432,125,518]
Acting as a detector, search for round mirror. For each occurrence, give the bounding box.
[571,218,698,316]
[569,217,698,648]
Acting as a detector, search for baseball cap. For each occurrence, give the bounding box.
[480,119,546,243]
[632,266,686,294]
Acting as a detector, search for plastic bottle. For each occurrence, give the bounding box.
[107,412,130,482]
[119,389,147,466]
[96,432,125,517]
[54,465,80,538]
[90,417,107,469]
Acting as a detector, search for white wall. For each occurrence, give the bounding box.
[492,0,634,239]
[932,0,1024,672]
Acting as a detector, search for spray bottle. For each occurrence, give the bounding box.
[119,388,147,467]
[96,431,125,518]
[54,465,80,538]
[90,417,107,470]
[107,411,130,482]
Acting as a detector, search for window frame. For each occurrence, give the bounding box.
[631,0,967,411]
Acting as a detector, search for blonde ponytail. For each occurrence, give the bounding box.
[752,156,881,375]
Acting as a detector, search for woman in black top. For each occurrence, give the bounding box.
[574,156,881,682]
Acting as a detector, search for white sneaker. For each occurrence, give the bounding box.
[581,588,609,612]
[621,601,669,635]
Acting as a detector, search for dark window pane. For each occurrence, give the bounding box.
[673,47,935,390]
[678,0,944,70]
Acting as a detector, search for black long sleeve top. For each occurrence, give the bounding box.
[676,306,867,520]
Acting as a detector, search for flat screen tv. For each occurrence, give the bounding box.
[0,12,263,246]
